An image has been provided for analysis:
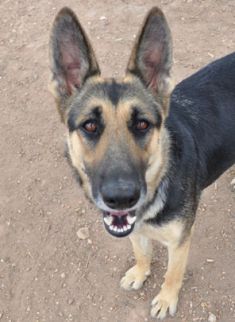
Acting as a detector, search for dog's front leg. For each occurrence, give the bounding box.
[151,230,193,319]
[120,233,152,290]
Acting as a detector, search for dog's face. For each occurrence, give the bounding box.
[49,7,173,237]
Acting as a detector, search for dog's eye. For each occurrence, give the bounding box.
[83,121,97,133]
[136,120,149,131]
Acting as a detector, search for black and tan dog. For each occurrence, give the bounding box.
[49,7,235,319]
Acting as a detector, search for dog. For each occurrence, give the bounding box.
[49,7,235,319]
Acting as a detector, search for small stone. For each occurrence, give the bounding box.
[206,259,214,263]
[68,298,75,305]
[77,227,89,240]
[61,272,65,278]
[208,312,217,322]
[208,52,214,58]
[231,178,235,192]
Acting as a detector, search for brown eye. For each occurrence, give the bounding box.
[136,120,149,131]
[83,121,97,133]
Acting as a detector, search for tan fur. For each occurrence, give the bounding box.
[120,234,152,290]
[151,230,193,318]
[67,131,93,199]
[136,219,185,246]
[66,85,168,204]
[121,221,193,319]
[48,79,66,122]
[145,127,170,201]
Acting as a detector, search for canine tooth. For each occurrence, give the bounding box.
[104,216,112,226]
[110,225,115,231]
[127,215,136,225]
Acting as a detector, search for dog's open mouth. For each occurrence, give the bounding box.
[103,211,136,237]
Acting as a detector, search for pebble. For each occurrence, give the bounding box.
[208,312,217,322]
[208,52,215,58]
[231,178,235,192]
[76,227,89,240]
[68,298,74,305]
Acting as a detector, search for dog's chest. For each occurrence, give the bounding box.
[134,219,184,247]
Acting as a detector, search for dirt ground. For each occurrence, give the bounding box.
[0,0,234,321]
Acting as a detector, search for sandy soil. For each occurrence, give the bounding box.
[0,0,234,321]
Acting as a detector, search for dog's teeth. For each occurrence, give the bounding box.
[104,216,112,226]
[127,224,131,230]
[127,215,136,225]
[123,226,127,231]
[114,226,118,232]
[110,225,115,231]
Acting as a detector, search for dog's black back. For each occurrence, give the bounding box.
[169,52,235,189]
[145,53,235,227]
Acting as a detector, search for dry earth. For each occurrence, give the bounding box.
[0,0,234,321]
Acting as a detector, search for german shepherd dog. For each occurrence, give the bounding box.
[49,7,235,319]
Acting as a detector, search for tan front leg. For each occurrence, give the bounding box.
[151,230,192,319]
[120,233,152,290]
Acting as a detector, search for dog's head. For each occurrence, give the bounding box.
[49,7,173,237]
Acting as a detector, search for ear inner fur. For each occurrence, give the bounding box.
[49,7,100,121]
[126,7,172,100]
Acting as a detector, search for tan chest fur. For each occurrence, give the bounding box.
[135,219,184,247]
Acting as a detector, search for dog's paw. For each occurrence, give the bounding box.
[150,288,178,320]
[120,265,150,290]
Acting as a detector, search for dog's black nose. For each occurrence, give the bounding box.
[101,181,140,210]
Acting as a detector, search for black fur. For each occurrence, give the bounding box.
[145,52,235,228]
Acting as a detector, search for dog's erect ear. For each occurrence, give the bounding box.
[127,7,172,103]
[49,7,100,121]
